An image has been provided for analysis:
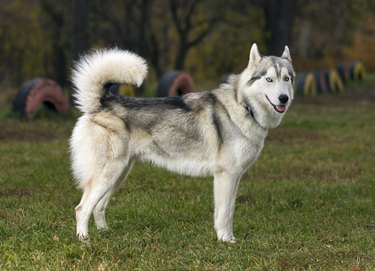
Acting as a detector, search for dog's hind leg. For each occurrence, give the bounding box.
[213,171,241,243]
[93,160,134,230]
[75,157,129,242]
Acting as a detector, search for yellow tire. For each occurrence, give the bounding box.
[350,61,366,81]
[328,69,345,93]
[303,73,317,96]
[119,85,135,97]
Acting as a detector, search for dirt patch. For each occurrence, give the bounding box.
[0,118,74,142]
[0,188,32,197]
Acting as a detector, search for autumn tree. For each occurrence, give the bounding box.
[294,0,373,59]
[72,0,90,57]
[169,0,220,70]
[252,0,297,55]
[39,0,70,86]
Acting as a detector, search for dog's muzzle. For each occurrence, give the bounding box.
[265,95,288,113]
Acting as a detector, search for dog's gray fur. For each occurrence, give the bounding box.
[71,44,295,242]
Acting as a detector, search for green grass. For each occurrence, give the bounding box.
[0,80,375,270]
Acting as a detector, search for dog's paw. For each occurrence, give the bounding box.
[217,232,236,243]
[97,226,109,231]
[77,233,90,244]
[219,236,236,243]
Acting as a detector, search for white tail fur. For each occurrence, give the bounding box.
[72,48,148,113]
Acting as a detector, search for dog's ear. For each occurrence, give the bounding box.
[248,43,261,67]
[281,46,292,62]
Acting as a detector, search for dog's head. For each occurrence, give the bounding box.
[238,43,295,129]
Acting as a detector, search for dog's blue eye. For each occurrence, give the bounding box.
[265,77,273,83]
[284,76,289,82]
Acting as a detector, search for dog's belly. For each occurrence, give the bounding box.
[130,127,217,176]
[141,154,215,177]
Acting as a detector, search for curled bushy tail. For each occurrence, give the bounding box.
[72,48,148,113]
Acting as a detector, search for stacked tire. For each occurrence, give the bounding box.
[296,61,365,96]
[296,73,317,96]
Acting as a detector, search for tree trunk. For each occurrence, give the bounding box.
[40,0,68,86]
[169,0,218,70]
[174,38,188,70]
[263,0,296,55]
[72,0,90,56]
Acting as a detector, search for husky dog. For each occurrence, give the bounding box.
[71,44,295,243]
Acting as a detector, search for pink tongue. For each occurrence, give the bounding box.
[276,105,286,112]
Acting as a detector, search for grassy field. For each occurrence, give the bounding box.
[0,78,374,270]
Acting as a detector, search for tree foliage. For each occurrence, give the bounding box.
[0,0,374,89]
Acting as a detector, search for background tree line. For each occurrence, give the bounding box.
[0,0,374,89]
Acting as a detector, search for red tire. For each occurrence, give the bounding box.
[12,78,70,119]
[156,71,195,97]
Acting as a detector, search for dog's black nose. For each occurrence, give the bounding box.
[278,94,289,104]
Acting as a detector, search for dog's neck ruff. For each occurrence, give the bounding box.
[245,104,266,130]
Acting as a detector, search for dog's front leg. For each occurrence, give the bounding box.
[213,172,241,242]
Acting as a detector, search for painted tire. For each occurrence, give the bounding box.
[156,71,195,97]
[12,78,70,119]
[350,61,366,81]
[105,84,135,97]
[314,71,329,94]
[296,73,317,96]
[295,73,306,95]
[327,69,344,93]
[119,85,135,96]
[336,64,350,85]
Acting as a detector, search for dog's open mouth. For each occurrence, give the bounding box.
[265,95,286,113]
